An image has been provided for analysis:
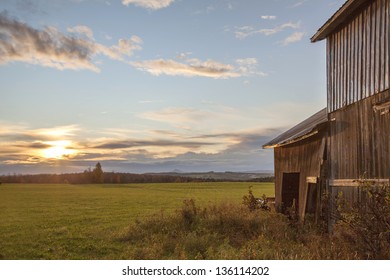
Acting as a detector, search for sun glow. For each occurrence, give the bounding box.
[42,140,76,159]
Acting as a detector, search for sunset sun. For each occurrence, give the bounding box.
[42,141,75,159]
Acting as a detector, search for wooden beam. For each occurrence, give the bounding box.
[373,100,390,115]
[306,177,318,184]
[328,178,390,187]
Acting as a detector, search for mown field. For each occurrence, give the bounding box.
[0,182,273,259]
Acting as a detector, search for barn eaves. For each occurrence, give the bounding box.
[311,0,371,42]
[262,108,328,149]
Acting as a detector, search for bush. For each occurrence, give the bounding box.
[333,184,390,259]
[242,187,270,211]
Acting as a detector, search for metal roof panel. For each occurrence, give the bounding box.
[262,108,328,148]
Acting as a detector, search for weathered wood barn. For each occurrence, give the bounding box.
[263,0,390,220]
[263,109,328,220]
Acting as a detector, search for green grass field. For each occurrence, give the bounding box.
[0,182,274,259]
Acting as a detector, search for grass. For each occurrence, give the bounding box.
[0,182,273,259]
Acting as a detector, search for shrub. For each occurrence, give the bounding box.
[333,183,390,259]
[242,187,270,211]
[180,199,199,229]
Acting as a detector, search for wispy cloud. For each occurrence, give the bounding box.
[0,11,142,72]
[261,15,276,20]
[281,31,305,45]
[122,0,175,10]
[130,58,240,79]
[236,58,268,77]
[0,12,264,79]
[130,55,266,79]
[139,107,212,129]
[291,0,309,8]
[234,21,300,39]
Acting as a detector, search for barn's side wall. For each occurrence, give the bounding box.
[274,132,326,219]
[328,89,390,180]
[327,0,389,112]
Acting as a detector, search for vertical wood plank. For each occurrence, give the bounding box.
[386,0,390,89]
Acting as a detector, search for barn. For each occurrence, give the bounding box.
[263,109,328,220]
[263,0,390,221]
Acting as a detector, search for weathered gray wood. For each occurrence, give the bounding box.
[274,132,327,220]
[327,0,389,112]
[328,89,390,180]
[329,179,390,186]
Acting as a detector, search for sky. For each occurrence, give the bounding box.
[0,0,345,174]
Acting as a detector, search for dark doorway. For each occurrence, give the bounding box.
[281,173,300,213]
[306,183,318,214]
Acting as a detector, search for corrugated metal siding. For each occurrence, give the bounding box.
[327,0,390,112]
[328,89,390,179]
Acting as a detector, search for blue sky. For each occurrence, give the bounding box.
[0,0,345,174]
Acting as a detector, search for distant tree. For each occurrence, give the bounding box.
[92,162,104,184]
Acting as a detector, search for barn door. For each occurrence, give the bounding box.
[281,173,300,213]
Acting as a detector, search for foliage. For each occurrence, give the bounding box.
[333,183,390,259]
[242,187,270,211]
[92,162,104,184]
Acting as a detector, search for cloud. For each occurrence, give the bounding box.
[291,0,309,8]
[140,107,213,127]
[281,32,305,45]
[0,11,142,72]
[67,25,94,39]
[93,139,215,150]
[0,120,279,173]
[0,123,81,163]
[122,0,175,10]
[0,12,263,78]
[97,36,143,61]
[14,142,52,149]
[261,15,276,20]
[130,58,240,79]
[236,58,267,77]
[234,21,301,39]
[32,125,80,138]
[130,55,266,79]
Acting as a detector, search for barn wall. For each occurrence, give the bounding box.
[327,0,390,112]
[274,132,326,219]
[328,89,390,180]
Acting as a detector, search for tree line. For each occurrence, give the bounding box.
[0,162,274,184]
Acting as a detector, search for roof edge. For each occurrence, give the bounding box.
[262,108,328,149]
[263,130,320,149]
[311,0,369,42]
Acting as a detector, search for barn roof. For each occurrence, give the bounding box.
[311,0,371,42]
[262,108,328,149]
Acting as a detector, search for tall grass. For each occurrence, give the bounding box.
[118,199,365,259]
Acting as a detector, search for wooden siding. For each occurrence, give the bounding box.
[274,132,326,219]
[328,90,390,180]
[327,0,390,112]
